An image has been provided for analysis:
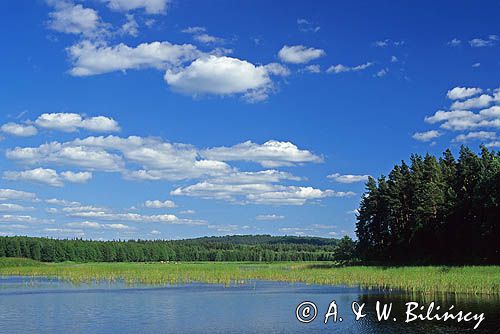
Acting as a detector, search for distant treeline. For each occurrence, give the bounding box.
[0,235,355,263]
[356,146,500,265]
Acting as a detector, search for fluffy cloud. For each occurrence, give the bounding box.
[121,14,139,37]
[6,135,326,183]
[0,123,38,137]
[327,173,370,183]
[171,181,275,202]
[326,62,373,74]
[144,199,177,208]
[62,205,109,213]
[45,198,81,206]
[6,141,124,172]
[424,110,474,124]
[453,131,496,142]
[47,1,102,36]
[264,63,291,76]
[0,215,54,224]
[124,163,230,181]
[447,87,482,100]
[6,135,233,180]
[201,140,322,167]
[68,40,200,76]
[164,56,278,101]
[66,221,134,230]
[246,187,353,205]
[72,135,232,180]
[4,131,334,208]
[3,168,92,187]
[255,214,285,221]
[35,113,120,132]
[68,210,204,225]
[60,171,93,183]
[278,45,325,64]
[424,106,500,131]
[418,87,500,144]
[205,170,301,184]
[0,203,35,212]
[450,94,494,110]
[171,172,353,205]
[412,130,442,142]
[102,0,169,14]
[0,189,38,201]
[4,168,62,187]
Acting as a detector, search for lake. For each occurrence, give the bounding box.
[0,276,498,333]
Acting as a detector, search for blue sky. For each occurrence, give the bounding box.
[0,0,499,240]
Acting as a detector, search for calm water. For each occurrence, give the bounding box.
[0,276,498,333]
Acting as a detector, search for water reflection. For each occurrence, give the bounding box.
[0,276,498,334]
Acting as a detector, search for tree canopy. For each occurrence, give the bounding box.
[0,235,342,263]
[356,146,500,264]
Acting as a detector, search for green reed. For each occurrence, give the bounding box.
[0,258,498,295]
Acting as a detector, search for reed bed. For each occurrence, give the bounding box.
[0,258,498,295]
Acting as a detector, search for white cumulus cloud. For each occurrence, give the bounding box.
[35,113,120,132]
[447,87,483,100]
[0,123,38,137]
[418,87,500,143]
[0,189,38,201]
[68,210,204,225]
[3,168,92,187]
[60,171,93,183]
[144,199,177,208]
[0,203,35,212]
[120,14,139,37]
[201,140,322,167]
[68,40,200,76]
[164,55,278,101]
[450,94,494,110]
[278,45,325,64]
[102,0,169,14]
[327,173,370,183]
[47,1,103,36]
[412,130,442,142]
[172,174,353,206]
[7,141,125,172]
[66,221,135,230]
[453,131,496,142]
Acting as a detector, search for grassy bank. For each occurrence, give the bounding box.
[0,258,498,295]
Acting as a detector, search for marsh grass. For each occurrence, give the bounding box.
[0,258,498,295]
